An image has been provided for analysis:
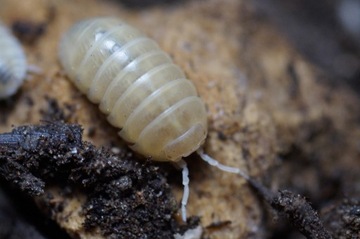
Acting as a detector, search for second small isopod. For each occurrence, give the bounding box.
[0,21,27,99]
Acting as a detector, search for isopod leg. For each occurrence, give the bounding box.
[178,159,189,222]
[27,64,42,75]
[196,149,250,181]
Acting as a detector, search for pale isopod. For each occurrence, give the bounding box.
[0,21,27,99]
[59,17,248,222]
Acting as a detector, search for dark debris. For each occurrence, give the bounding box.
[270,190,332,239]
[39,96,75,122]
[0,92,23,124]
[245,178,332,239]
[0,182,73,239]
[0,198,47,239]
[12,21,46,44]
[322,198,360,239]
[11,3,56,45]
[0,122,198,239]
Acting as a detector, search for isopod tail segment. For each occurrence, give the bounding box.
[177,149,250,222]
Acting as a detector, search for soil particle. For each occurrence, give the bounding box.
[0,122,199,238]
[322,198,360,239]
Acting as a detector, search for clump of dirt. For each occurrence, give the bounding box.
[0,122,198,238]
[322,198,360,238]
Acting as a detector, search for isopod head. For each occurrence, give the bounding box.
[59,18,208,162]
[0,22,27,99]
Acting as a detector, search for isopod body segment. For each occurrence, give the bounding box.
[0,21,27,99]
[59,17,208,162]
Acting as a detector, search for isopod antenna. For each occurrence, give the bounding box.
[177,150,250,222]
[197,149,250,181]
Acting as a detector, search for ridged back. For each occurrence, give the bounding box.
[0,22,27,98]
[59,17,208,162]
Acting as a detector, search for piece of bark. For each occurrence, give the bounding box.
[0,0,360,238]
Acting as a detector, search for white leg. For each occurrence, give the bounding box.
[177,159,189,222]
[27,64,42,75]
[197,149,250,181]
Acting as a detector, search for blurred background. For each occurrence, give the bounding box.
[252,0,360,91]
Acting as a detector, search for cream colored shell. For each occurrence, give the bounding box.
[59,17,208,162]
[0,22,27,99]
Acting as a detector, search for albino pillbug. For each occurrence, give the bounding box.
[0,21,27,99]
[59,17,248,222]
[59,17,208,162]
